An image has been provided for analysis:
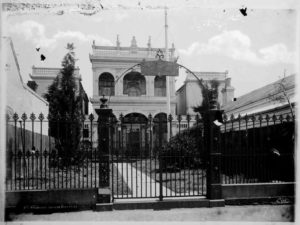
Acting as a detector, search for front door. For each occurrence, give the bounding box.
[128,130,140,156]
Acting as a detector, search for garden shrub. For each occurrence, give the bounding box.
[161,125,207,171]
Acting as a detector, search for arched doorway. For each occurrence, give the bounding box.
[121,113,148,157]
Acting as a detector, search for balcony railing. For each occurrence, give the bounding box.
[92,47,174,59]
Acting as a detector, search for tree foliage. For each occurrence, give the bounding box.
[161,125,206,170]
[268,76,294,118]
[44,43,82,165]
[193,79,220,116]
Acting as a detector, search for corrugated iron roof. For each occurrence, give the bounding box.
[222,74,295,113]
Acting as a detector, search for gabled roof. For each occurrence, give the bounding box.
[4,37,48,105]
[222,74,296,113]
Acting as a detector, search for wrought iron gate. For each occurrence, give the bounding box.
[110,113,207,200]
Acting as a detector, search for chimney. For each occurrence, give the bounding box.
[221,73,235,106]
[131,36,137,48]
[147,36,151,48]
[116,34,120,48]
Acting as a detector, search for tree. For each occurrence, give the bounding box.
[44,43,82,165]
[193,79,220,117]
[268,75,294,118]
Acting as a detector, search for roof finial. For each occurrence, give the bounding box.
[147,36,151,48]
[131,36,137,47]
[116,34,120,47]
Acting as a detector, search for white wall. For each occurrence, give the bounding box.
[186,82,203,115]
[4,37,49,133]
[176,78,232,115]
[176,86,187,115]
[34,79,53,97]
[31,67,81,98]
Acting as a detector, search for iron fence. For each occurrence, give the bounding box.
[6,110,294,198]
[5,113,106,190]
[6,112,207,199]
[220,112,295,184]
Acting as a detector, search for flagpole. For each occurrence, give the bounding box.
[165,7,171,140]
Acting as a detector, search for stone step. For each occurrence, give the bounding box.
[97,188,111,203]
[102,198,221,211]
[95,203,113,211]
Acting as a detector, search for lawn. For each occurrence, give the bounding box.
[6,156,206,197]
[131,157,207,196]
[6,158,131,196]
[6,160,101,190]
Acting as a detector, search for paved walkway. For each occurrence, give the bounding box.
[114,162,175,198]
[8,204,295,222]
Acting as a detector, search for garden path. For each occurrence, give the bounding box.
[113,162,176,198]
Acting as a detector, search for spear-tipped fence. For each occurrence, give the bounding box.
[220,112,295,184]
[5,111,295,193]
[5,112,102,190]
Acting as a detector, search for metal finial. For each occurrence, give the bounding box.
[155,49,164,60]
[100,95,108,109]
[131,36,137,47]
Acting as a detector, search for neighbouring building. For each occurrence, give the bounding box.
[222,74,296,117]
[30,66,90,145]
[221,75,296,184]
[4,37,53,181]
[30,66,80,97]
[4,37,49,118]
[30,66,89,118]
[176,71,235,115]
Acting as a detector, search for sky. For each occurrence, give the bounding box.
[3,5,298,98]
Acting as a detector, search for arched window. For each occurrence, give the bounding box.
[123,72,146,96]
[154,76,166,96]
[99,73,114,96]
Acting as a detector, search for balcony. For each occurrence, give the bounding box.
[91,46,175,60]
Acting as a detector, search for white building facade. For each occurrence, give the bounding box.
[90,36,177,119]
[176,71,235,116]
[30,66,81,98]
[90,36,180,152]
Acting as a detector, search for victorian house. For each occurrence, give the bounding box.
[89,36,178,155]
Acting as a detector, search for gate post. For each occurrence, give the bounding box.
[95,95,113,203]
[205,108,224,207]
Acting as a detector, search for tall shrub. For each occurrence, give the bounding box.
[44,43,82,165]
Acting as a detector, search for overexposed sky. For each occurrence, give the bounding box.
[3,5,297,97]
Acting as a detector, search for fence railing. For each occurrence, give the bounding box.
[220,112,295,184]
[6,111,295,192]
[5,113,106,191]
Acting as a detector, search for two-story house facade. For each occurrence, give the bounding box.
[89,36,178,155]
